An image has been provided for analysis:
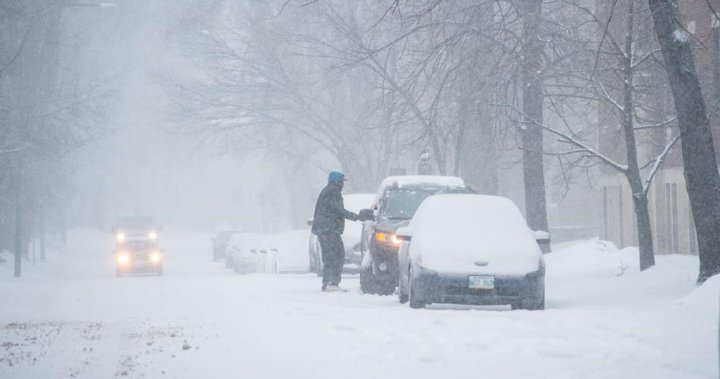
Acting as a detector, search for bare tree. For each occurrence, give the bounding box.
[647,0,720,283]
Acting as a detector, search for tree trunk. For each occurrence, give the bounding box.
[622,0,655,270]
[519,0,549,236]
[648,0,720,283]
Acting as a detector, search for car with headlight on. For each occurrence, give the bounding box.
[359,176,470,295]
[114,238,164,276]
[112,216,163,276]
[396,194,546,310]
[308,193,375,276]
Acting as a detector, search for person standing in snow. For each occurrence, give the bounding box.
[312,171,370,292]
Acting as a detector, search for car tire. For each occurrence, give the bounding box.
[408,269,426,309]
[512,288,545,311]
[408,279,425,309]
[375,280,396,296]
[359,266,377,294]
[398,283,408,303]
[525,290,545,311]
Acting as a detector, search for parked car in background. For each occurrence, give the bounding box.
[308,193,375,276]
[226,233,265,273]
[396,194,546,310]
[212,230,242,262]
[359,176,471,295]
[267,230,314,274]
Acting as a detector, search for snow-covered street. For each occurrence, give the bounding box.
[1,228,717,379]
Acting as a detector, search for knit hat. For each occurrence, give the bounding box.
[328,171,346,183]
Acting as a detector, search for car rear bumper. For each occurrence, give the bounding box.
[412,266,544,306]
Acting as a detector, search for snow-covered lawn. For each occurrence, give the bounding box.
[0,228,717,379]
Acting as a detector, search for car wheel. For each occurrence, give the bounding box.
[512,289,545,311]
[359,266,377,294]
[408,281,425,309]
[408,270,425,309]
[525,290,545,310]
[398,281,408,303]
[375,280,396,296]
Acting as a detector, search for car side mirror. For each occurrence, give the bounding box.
[533,230,551,244]
[533,230,551,254]
[307,218,313,227]
[396,227,413,241]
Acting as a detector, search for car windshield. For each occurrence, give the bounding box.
[124,240,156,251]
[382,188,436,220]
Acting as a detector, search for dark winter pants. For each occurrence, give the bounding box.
[318,232,345,288]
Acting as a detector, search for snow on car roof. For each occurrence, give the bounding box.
[409,194,539,252]
[372,175,466,207]
[343,194,375,213]
[411,194,525,231]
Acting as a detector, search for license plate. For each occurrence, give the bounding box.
[469,275,494,289]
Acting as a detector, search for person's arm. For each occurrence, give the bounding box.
[327,192,359,221]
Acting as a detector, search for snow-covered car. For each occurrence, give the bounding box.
[212,230,242,263]
[226,233,266,274]
[308,193,375,276]
[266,230,313,274]
[359,176,471,295]
[396,194,546,310]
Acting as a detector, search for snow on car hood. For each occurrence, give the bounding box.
[408,195,542,275]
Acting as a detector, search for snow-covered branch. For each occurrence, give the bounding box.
[643,133,681,194]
